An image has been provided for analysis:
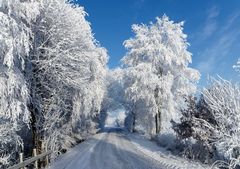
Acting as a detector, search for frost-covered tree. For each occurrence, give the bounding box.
[0,0,39,167]
[122,15,200,136]
[27,0,108,157]
[203,78,240,161]
[173,77,240,166]
[101,68,127,128]
[123,64,159,135]
[0,0,108,165]
[233,59,240,73]
[172,95,217,162]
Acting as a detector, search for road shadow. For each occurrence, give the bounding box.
[98,127,128,133]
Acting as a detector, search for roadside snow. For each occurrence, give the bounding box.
[127,133,210,169]
[49,129,211,169]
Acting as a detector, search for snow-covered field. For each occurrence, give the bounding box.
[48,128,209,169]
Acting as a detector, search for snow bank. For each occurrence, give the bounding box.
[127,133,209,169]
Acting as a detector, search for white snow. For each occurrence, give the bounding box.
[48,129,209,169]
[0,0,238,168]
[128,133,209,169]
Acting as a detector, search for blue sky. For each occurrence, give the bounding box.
[76,0,240,86]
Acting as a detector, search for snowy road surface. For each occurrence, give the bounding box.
[49,128,208,169]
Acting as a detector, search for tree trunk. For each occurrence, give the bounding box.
[132,112,135,132]
[155,110,161,134]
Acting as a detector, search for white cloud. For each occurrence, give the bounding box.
[194,6,240,76]
[201,6,219,39]
[221,11,240,33]
[207,6,219,19]
[196,29,240,74]
[202,21,217,39]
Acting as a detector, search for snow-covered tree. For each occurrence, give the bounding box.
[233,59,240,73]
[0,0,40,167]
[173,77,240,166]
[101,68,127,128]
[27,0,108,157]
[0,0,108,165]
[123,64,159,135]
[172,95,217,162]
[203,78,240,161]
[122,15,200,137]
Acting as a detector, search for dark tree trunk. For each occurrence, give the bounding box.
[155,110,161,134]
[132,112,136,132]
[154,85,161,134]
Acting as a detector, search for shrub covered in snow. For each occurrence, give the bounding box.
[173,77,240,167]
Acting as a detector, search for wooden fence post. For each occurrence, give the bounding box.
[33,149,38,169]
[45,145,49,167]
[8,150,52,169]
[19,153,23,169]
[41,142,44,168]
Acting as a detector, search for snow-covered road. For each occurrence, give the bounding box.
[49,128,208,169]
